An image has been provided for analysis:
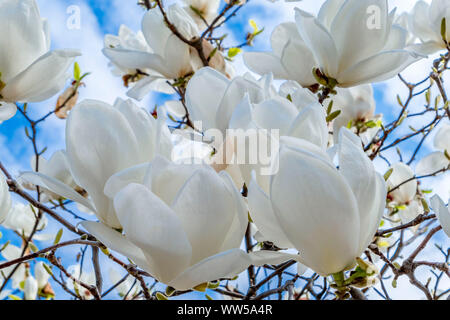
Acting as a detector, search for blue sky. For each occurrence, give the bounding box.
[0,0,449,300]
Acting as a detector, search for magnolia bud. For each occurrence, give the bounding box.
[35,262,50,289]
[55,85,79,119]
[24,276,38,300]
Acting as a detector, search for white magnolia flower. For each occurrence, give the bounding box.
[82,156,251,290]
[183,0,221,28]
[0,175,11,223]
[328,85,381,145]
[243,22,317,87]
[104,4,228,100]
[109,269,140,299]
[184,67,272,185]
[228,92,328,189]
[369,234,396,263]
[431,195,450,238]
[185,67,325,187]
[2,203,49,239]
[416,123,450,176]
[35,261,50,290]
[395,12,416,47]
[24,275,38,300]
[387,162,423,224]
[185,67,271,137]
[409,0,450,54]
[248,129,386,276]
[103,4,200,97]
[295,0,421,87]
[103,25,174,97]
[277,80,318,108]
[0,244,26,289]
[0,0,80,123]
[67,265,96,300]
[20,98,173,229]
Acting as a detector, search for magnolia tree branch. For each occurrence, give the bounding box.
[388,167,449,194]
[366,51,449,159]
[155,0,247,68]
[0,169,88,237]
[47,251,101,300]
[0,239,100,270]
[376,214,437,236]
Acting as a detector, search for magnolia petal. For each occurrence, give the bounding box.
[337,50,422,87]
[288,103,328,150]
[387,162,417,203]
[166,4,199,40]
[429,0,450,37]
[270,144,360,275]
[416,152,449,176]
[289,87,319,111]
[218,171,249,252]
[317,0,346,29]
[0,0,48,82]
[215,77,264,134]
[104,163,149,199]
[0,102,17,123]
[168,249,251,291]
[171,168,236,264]
[337,128,386,252]
[330,0,388,72]
[410,1,438,43]
[0,174,11,224]
[163,34,192,78]
[249,250,299,266]
[185,67,229,131]
[359,173,387,252]
[431,195,450,238]
[248,172,294,249]
[114,183,192,284]
[271,22,302,57]
[243,52,289,79]
[102,48,169,76]
[141,9,171,57]
[397,200,423,224]
[252,97,299,135]
[383,25,408,51]
[228,94,254,131]
[114,98,165,162]
[408,41,444,55]
[19,171,96,212]
[434,123,450,152]
[295,8,338,78]
[66,100,141,228]
[165,100,187,118]
[127,76,173,101]
[149,156,201,205]
[24,73,70,103]
[2,50,80,102]
[81,221,151,272]
[224,163,245,191]
[280,136,333,165]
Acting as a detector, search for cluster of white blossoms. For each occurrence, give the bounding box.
[0,0,79,123]
[0,0,449,300]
